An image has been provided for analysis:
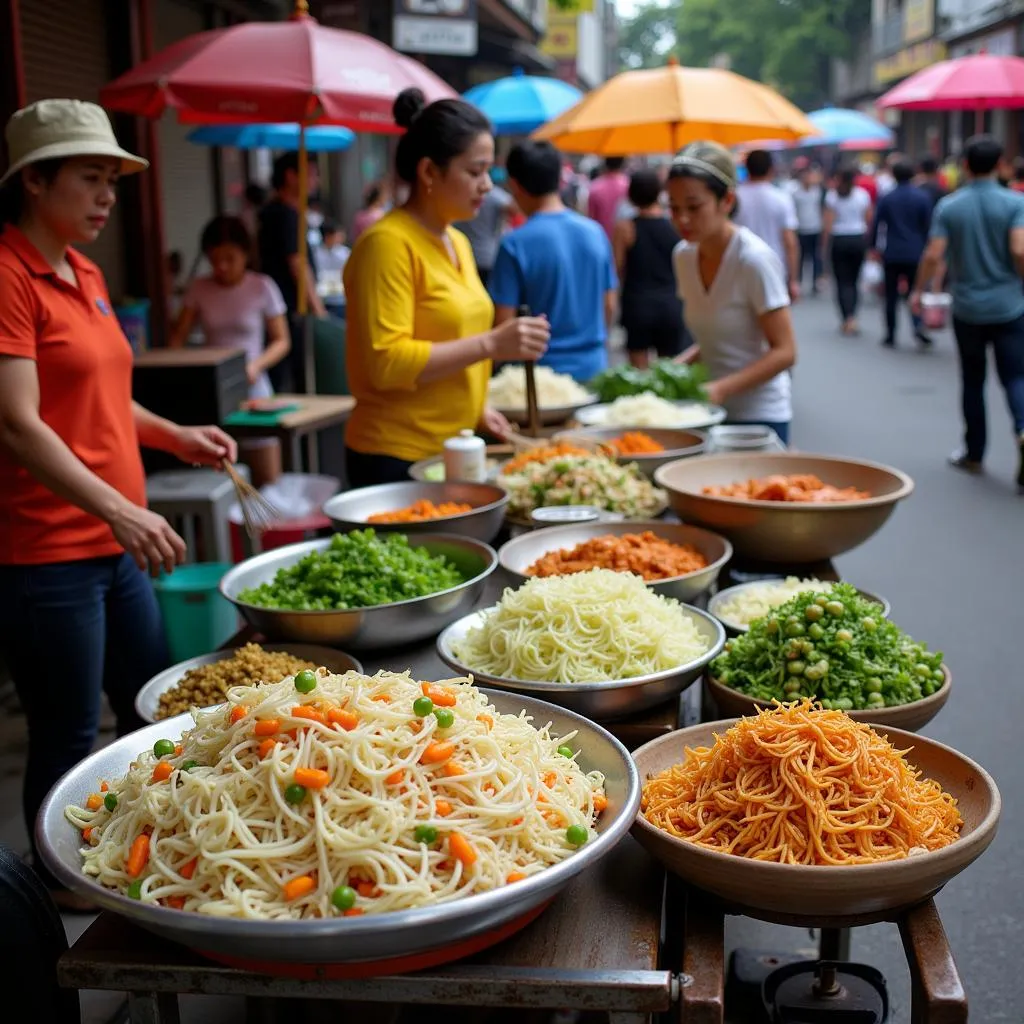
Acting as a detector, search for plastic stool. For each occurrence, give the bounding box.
[147,467,249,564]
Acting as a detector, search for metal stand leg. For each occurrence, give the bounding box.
[608,1013,650,1024]
[680,892,725,1024]
[819,927,851,962]
[126,992,180,1024]
[899,900,968,1024]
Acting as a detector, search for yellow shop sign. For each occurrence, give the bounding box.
[874,40,947,85]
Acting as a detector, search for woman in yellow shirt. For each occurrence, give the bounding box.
[343,88,549,487]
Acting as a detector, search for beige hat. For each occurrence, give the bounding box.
[671,141,737,190]
[0,99,148,187]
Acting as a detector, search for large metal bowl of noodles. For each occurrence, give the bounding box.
[37,690,640,964]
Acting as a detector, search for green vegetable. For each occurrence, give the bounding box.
[413,696,434,717]
[285,784,307,804]
[589,360,708,403]
[710,583,943,711]
[153,739,175,757]
[433,707,455,729]
[237,530,464,611]
[126,880,143,900]
[104,793,118,812]
[557,745,575,758]
[565,824,589,847]
[181,760,199,772]
[331,885,357,910]
[414,824,438,844]
[294,669,317,693]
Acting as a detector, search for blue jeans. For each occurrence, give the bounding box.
[952,314,1024,461]
[0,553,169,886]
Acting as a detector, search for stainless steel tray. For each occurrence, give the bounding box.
[574,400,727,430]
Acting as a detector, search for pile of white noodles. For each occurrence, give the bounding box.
[596,393,714,428]
[452,569,711,683]
[488,365,592,408]
[66,670,604,920]
[715,578,836,628]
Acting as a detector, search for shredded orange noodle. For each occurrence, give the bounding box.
[641,700,962,865]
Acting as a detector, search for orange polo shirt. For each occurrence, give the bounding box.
[0,226,146,565]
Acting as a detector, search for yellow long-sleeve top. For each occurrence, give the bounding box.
[343,209,494,463]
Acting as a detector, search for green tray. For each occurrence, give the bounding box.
[223,403,300,427]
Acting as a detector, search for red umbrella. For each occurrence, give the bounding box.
[877,52,1024,131]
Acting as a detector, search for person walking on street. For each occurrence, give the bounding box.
[823,168,873,336]
[788,160,825,294]
[870,160,933,348]
[734,149,800,300]
[613,168,686,368]
[351,181,390,243]
[917,156,947,210]
[912,135,1024,488]
[490,141,617,382]
[587,157,630,243]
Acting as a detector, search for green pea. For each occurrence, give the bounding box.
[868,691,886,706]
[933,669,945,683]
[785,622,806,637]
[126,880,143,900]
[804,666,823,682]
[820,699,834,709]
[331,885,357,911]
[861,616,877,632]
[414,824,438,844]
[413,696,434,717]
[565,824,588,847]
[834,697,854,711]
[914,663,932,679]
[815,595,830,607]
[181,760,199,772]
[557,745,575,758]
[825,601,845,617]
[808,622,825,640]
[765,618,780,635]
[294,669,318,694]
[784,678,803,694]
[433,708,455,729]
[814,659,829,675]
[805,604,824,622]
[799,640,815,655]
[153,739,175,758]
[836,629,853,644]
[104,793,118,812]
[787,660,806,676]
[922,681,936,697]
[285,784,307,805]
[865,678,883,694]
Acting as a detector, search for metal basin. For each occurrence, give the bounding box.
[498,521,732,603]
[574,399,727,430]
[37,690,640,964]
[654,452,915,564]
[631,719,999,926]
[219,535,497,650]
[323,481,509,543]
[437,604,726,721]
[552,426,707,478]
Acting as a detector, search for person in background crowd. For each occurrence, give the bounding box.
[855,162,879,204]
[1011,159,1024,194]
[823,167,873,336]
[305,196,325,249]
[313,219,351,281]
[343,89,549,488]
[787,159,825,295]
[869,160,933,348]
[164,249,185,322]
[613,168,686,368]
[735,149,800,300]
[351,180,390,243]
[0,100,237,906]
[588,156,630,242]
[257,152,326,392]
[454,172,514,288]
[940,155,960,192]
[490,141,617,382]
[912,134,1024,487]
[560,159,588,213]
[917,156,948,209]
[240,182,266,242]
[667,142,797,443]
[876,153,900,199]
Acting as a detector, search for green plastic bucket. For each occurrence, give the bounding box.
[153,563,238,663]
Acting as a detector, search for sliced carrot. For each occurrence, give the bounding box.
[543,771,558,789]
[343,908,364,917]
[506,871,527,883]
[372,694,392,703]
[82,827,93,842]
[434,798,452,817]
[327,708,359,731]
[86,794,102,811]
[292,706,327,725]
[409,720,422,734]
[166,895,186,910]
[477,714,493,729]
[443,762,467,777]
[180,858,198,880]
[420,741,455,764]
[511,817,524,826]
[126,833,150,878]
[174,745,183,756]
[283,875,316,901]
[294,767,331,789]
[229,705,247,724]
[593,794,608,813]
[151,761,173,783]
[483,783,496,796]
[421,683,457,707]
[385,769,405,785]
[258,738,279,759]
[254,719,281,737]
[99,781,109,793]
[448,831,477,867]
[355,880,379,898]
[282,729,300,740]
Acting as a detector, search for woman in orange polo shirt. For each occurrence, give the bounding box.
[0,100,237,905]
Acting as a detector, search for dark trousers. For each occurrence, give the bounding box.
[952,314,1024,461]
[0,553,168,886]
[798,232,822,289]
[831,234,867,321]
[883,260,923,340]
[345,447,415,489]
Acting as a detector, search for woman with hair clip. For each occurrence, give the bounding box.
[667,141,797,444]
[342,87,550,488]
[0,99,236,906]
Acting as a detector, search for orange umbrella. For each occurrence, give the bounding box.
[533,60,817,155]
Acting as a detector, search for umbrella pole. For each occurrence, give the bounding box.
[296,123,317,395]
[975,107,984,134]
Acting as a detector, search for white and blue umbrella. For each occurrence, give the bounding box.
[464,69,583,136]
[800,108,894,148]
[187,123,355,151]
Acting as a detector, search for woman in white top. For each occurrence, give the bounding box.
[822,168,873,336]
[667,142,797,444]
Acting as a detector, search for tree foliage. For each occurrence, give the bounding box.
[617,0,871,109]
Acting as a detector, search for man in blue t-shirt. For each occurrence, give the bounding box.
[913,134,1024,489]
[489,141,618,382]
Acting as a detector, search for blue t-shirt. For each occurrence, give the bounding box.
[931,180,1024,325]
[871,184,932,264]
[489,209,618,381]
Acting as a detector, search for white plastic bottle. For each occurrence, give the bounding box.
[443,429,486,482]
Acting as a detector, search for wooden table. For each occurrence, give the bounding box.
[222,394,355,474]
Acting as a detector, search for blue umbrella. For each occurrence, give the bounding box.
[800,108,894,148]
[187,123,355,152]
[463,69,583,136]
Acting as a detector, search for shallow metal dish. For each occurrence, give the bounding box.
[573,399,727,431]
[708,579,891,635]
[135,644,364,724]
[38,690,640,964]
[437,605,726,720]
[498,521,732,603]
[553,426,708,478]
[219,535,497,650]
[408,446,514,483]
[493,392,599,427]
[654,452,915,564]
[323,481,509,544]
[631,718,999,926]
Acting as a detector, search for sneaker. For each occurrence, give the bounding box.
[948,450,983,474]
[915,330,933,347]
[881,337,895,348]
